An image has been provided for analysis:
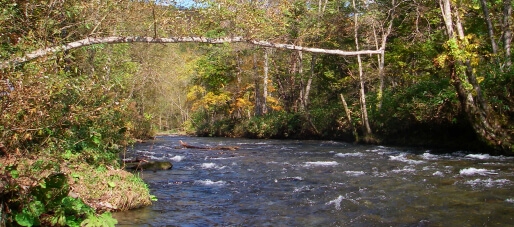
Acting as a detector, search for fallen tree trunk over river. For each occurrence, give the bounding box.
[0,36,383,69]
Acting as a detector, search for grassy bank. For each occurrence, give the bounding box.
[0,153,152,226]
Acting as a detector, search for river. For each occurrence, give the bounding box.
[113,135,514,226]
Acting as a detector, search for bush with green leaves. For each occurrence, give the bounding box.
[1,165,117,227]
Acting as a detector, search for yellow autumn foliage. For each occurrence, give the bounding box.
[191,91,231,111]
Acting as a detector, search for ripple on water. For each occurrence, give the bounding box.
[463,178,510,188]
[335,152,365,158]
[200,163,226,170]
[194,179,227,186]
[389,153,425,165]
[115,136,514,226]
[459,167,497,176]
[465,154,494,160]
[169,155,184,162]
[344,171,365,176]
[326,195,344,210]
[391,166,416,174]
[432,171,444,177]
[303,161,339,167]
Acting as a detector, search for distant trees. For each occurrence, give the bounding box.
[1,0,512,154]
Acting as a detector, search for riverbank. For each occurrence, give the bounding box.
[0,153,152,226]
[192,112,496,155]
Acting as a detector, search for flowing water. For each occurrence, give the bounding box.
[113,135,514,226]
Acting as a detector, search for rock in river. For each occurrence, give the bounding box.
[125,161,173,171]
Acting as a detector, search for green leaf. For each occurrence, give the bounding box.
[10,169,19,179]
[92,136,101,145]
[28,201,45,216]
[81,212,118,227]
[107,182,116,188]
[15,212,37,227]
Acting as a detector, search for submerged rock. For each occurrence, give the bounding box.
[125,161,173,171]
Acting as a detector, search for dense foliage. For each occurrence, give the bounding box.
[0,1,155,225]
[182,0,513,154]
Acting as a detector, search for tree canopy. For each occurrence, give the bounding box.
[1,0,513,155]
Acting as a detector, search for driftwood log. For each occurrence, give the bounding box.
[179,140,240,151]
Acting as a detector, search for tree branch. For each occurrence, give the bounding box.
[0,36,384,69]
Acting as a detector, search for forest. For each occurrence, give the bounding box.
[0,0,513,225]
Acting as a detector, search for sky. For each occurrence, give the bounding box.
[155,0,201,8]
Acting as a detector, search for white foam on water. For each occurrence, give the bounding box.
[463,179,510,187]
[282,176,304,181]
[210,156,239,160]
[329,151,335,154]
[432,171,444,177]
[323,141,345,145]
[389,153,425,165]
[459,168,497,176]
[465,154,493,160]
[326,195,344,210]
[422,152,440,160]
[194,179,226,186]
[391,166,416,173]
[303,161,339,167]
[335,152,364,158]
[200,163,226,170]
[325,194,359,210]
[422,166,432,171]
[169,155,184,162]
[293,185,313,193]
[135,150,156,155]
[367,146,391,152]
[367,149,386,153]
[481,162,503,165]
[139,155,164,161]
[344,171,365,176]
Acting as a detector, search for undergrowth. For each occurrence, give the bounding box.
[0,152,152,226]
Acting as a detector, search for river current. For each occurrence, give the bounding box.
[113,135,514,226]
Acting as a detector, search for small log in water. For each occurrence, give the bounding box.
[179,140,240,151]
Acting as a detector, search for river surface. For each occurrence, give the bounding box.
[113,135,514,226]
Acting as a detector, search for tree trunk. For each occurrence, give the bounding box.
[440,0,513,154]
[479,0,499,59]
[353,0,372,139]
[503,0,512,68]
[340,93,358,142]
[0,36,384,69]
[262,48,269,114]
[298,51,305,111]
[289,52,298,112]
[304,54,315,109]
[372,22,393,109]
[253,52,262,116]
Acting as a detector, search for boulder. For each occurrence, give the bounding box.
[125,161,173,171]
